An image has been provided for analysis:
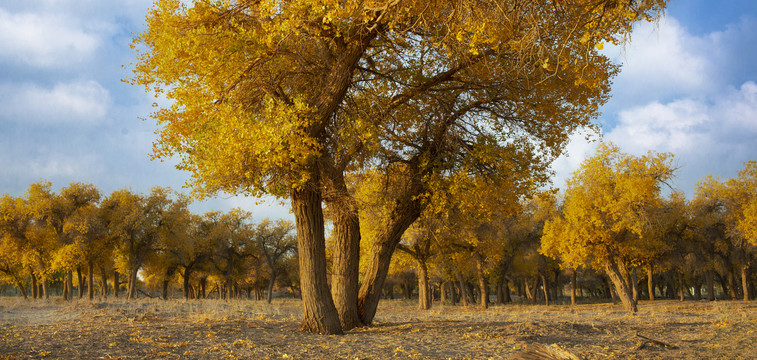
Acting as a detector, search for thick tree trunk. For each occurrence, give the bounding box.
[357,178,424,325]
[114,271,120,298]
[291,183,343,335]
[678,272,685,301]
[328,201,363,329]
[604,260,637,313]
[742,264,750,301]
[42,279,49,300]
[183,271,192,299]
[706,270,715,301]
[693,279,702,300]
[199,277,206,299]
[88,261,94,300]
[162,280,170,300]
[417,258,431,310]
[571,269,577,306]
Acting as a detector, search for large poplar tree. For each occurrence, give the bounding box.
[131,0,667,333]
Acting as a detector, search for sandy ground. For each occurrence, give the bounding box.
[1,297,756,359]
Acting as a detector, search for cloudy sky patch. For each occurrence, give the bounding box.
[1,1,756,219]
[0,80,110,125]
[0,9,100,68]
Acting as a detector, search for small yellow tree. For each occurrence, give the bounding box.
[541,143,675,313]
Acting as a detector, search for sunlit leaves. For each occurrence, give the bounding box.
[541,142,676,269]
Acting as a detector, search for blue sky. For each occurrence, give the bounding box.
[1,1,756,220]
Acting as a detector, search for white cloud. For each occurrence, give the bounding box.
[607,98,711,154]
[0,80,111,125]
[190,195,294,223]
[0,9,100,67]
[552,13,757,197]
[609,17,710,98]
[549,128,599,190]
[10,152,103,181]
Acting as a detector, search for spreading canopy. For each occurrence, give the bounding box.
[131,0,667,199]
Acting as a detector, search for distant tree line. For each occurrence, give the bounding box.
[372,145,756,312]
[0,182,297,302]
[2,148,755,315]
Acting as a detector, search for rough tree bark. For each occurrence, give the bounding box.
[742,264,750,301]
[357,192,424,324]
[540,273,549,306]
[31,272,37,300]
[647,264,655,301]
[417,258,431,310]
[706,270,715,301]
[114,271,120,298]
[327,186,363,329]
[77,267,84,299]
[291,180,343,335]
[571,269,577,306]
[474,254,489,309]
[88,261,95,300]
[604,259,637,313]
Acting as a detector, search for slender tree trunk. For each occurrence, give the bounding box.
[114,271,120,298]
[503,278,512,303]
[417,258,431,310]
[10,274,27,300]
[88,261,94,300]
[226,277,233,302]
[540,273,549,306]
[291,183,342,334]
[727,270,736,300]
[77,267,84,299]
[329,202,363,330]
[267,270,277,304]
[647,264,655,301]
[127,268,138,300]
[678,272,685,301]
[524,277,534,303]
[183,271,192,299]
[31,272,38,300]
[571,269,577,306]
[474,254,489,309]
[101,270,108,297]
[452,270,472,306]
[604,260,637,313]
[693,279,702,300]
[742,264,750,301]
[199,277,206,299]
[66,271,74,301]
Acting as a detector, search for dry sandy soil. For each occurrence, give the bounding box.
[1,297,755,359]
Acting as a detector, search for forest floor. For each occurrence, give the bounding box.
[0,297,755,359]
